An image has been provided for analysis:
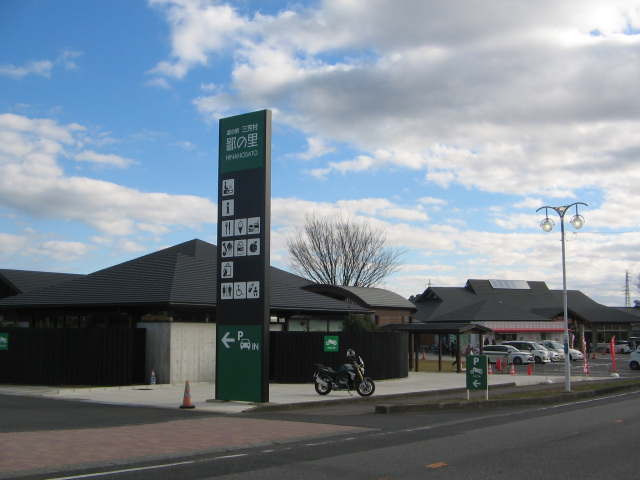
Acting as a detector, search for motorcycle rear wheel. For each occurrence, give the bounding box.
[314,377,332,395]
[356,378,375,397]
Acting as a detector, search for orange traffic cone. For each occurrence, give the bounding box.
[422,350,426,360]
[592,351,596,359]
[602,348,606,355]
[488,363,493,375]
[527,364,532,375]
[179,380,196,409]
[496,358,502,372]
[510,364,515,375]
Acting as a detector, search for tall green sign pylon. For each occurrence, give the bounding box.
[216,110,271,403]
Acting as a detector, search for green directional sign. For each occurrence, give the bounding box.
[217,325,263,402]
[466,355,488,390]
[0,333,7,351]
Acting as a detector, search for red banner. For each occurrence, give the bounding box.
[610,336,617,373]
[582,335,589,374]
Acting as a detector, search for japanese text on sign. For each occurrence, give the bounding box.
[225,123,259,161]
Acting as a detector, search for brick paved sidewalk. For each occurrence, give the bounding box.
[0,417,363,476]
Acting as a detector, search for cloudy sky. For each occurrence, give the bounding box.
[1,0,640,306]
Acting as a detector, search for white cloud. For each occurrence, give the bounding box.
[5,1,640,306]
[0,60,54,79]
[170,141,197,151]
[299,136,334,160]
[37,240,94,262]
[0,113,216,236]
[156,1,640,208]
[148,0,247,80]
[0,50,82,79]
[0,233,29,256]
[419,197,447,206]
[335,198,427,222]
[74,151,136,169]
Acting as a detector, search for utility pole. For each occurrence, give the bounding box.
[625,270,631,307]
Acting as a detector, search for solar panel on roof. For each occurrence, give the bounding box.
[489,279,530,290]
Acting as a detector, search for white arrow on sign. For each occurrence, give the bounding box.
[473,380,481,388]
[222,331,235,349]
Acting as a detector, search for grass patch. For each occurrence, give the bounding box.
[413,358,461,372]
[490,379,640,400]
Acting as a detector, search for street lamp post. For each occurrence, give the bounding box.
[536,202,587,392]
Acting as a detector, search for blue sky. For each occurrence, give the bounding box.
[1,0,640,306]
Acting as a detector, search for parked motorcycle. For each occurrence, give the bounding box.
[313,349,375,397]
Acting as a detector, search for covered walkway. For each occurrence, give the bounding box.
[389,323,493,373]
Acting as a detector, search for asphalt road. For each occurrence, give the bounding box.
[0,393,220,433]
[118,390,640,479]
[4,379,640,480]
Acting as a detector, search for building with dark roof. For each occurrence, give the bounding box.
[0,239,412,383]
[411,278,640,352]
[0,269,82,300]
[0,239,372,327]
[302,284,415,326]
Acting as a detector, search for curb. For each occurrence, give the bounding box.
[245,383,519,413]
[374,382,640,414]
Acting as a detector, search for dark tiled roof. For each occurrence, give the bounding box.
[430,299,551,323]
[270,277,369,313]
[303,284,416,311]
[615,306,640,318]
[0,269,82,294]
[412,279,639,325]
[0,239,369,314]
[389,322,493,334]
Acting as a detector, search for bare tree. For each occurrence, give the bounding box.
[287,212,404,287]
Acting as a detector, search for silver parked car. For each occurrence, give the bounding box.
[540,340,583,361]
[541,345,563,362]
[503,341,551,364]
[482,345,534,365]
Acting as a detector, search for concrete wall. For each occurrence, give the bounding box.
[138,322,216,384]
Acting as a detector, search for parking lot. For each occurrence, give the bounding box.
[489,354,639,378]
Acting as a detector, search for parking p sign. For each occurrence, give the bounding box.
[466,355,488,391]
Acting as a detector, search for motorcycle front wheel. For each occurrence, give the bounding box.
[356,378,375,397]
[314,377,332,395]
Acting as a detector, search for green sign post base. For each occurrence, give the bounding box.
[216,325,263,402]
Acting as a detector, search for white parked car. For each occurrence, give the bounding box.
[541,345,563,362]
[614,341,632,354]
[503,341,551,364]
[481,345,534,365]
[540,340,583,362]
[629,346,640,370]
[597,341,632,354]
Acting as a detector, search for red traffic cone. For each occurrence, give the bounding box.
[592,351,596,359]
[179,380,196,409]
[488,363,493,375]
[527,364,532,375]
[496,358,502,372]
[510,364,515,375]
[422,350,426,360]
